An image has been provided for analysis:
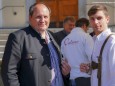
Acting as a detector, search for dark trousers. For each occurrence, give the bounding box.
[75,77,90,86]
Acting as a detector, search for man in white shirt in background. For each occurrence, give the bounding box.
[61,18,94,86]
[80,5,115,86]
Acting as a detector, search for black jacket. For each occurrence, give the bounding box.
[54,30,68,46]
[1,25,65,86]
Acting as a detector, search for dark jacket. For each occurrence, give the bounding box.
[54,30,68,46]
[1,26,64,86]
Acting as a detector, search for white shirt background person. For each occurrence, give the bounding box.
[61,27,94,80]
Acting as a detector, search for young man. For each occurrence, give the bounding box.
[81,5,115,86]
[1,3,70,86]
[61,18,94,86]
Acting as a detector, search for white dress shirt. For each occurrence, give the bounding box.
[61,27,94,79]
[91,28,115,86]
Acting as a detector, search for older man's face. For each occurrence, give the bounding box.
[64,20,75,33]
[29,4,50,32]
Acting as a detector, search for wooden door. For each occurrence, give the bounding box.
[36,0,78,28]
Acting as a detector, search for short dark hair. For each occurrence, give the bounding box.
[76,18,89,27]
[63,16,76,24]
[29,2,51,16]
[88,4,108,16]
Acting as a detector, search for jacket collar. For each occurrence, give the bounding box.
[71,27,84,33]
[28,25,49,40]
[62,30,69,35]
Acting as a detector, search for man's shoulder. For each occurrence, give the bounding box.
[54,30,65,35]
[8,26,33,41]
[109,33,115,41]
[54,30,67,39]
[61,33,70,43]
[48,30,54,35]
[12,26,29,35]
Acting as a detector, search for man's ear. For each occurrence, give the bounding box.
[81,24,87,32]
[106,16,110,24]
[81,24,85,29]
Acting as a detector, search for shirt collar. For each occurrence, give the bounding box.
[93,28,111,41]
[45,31,51,44]
[29,24,49,40]
[71,27,84,33]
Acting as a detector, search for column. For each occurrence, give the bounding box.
[0,0,2,28]
[78,0,87,18]
[25,0,36,26]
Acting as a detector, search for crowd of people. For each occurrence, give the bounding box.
[1,2,115,86]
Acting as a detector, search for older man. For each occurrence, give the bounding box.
[1,3,70,86]
[54,16,76,46]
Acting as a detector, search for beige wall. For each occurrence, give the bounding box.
[78,0,87,18]
[1,0,115,28]
[25,0,36,26]
[0,0,3,28]
[2,0,26,28]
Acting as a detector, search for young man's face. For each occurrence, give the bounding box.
[89,10,109,35]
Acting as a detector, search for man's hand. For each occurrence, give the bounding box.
[80,63,90,73]
[61,58,71,76]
